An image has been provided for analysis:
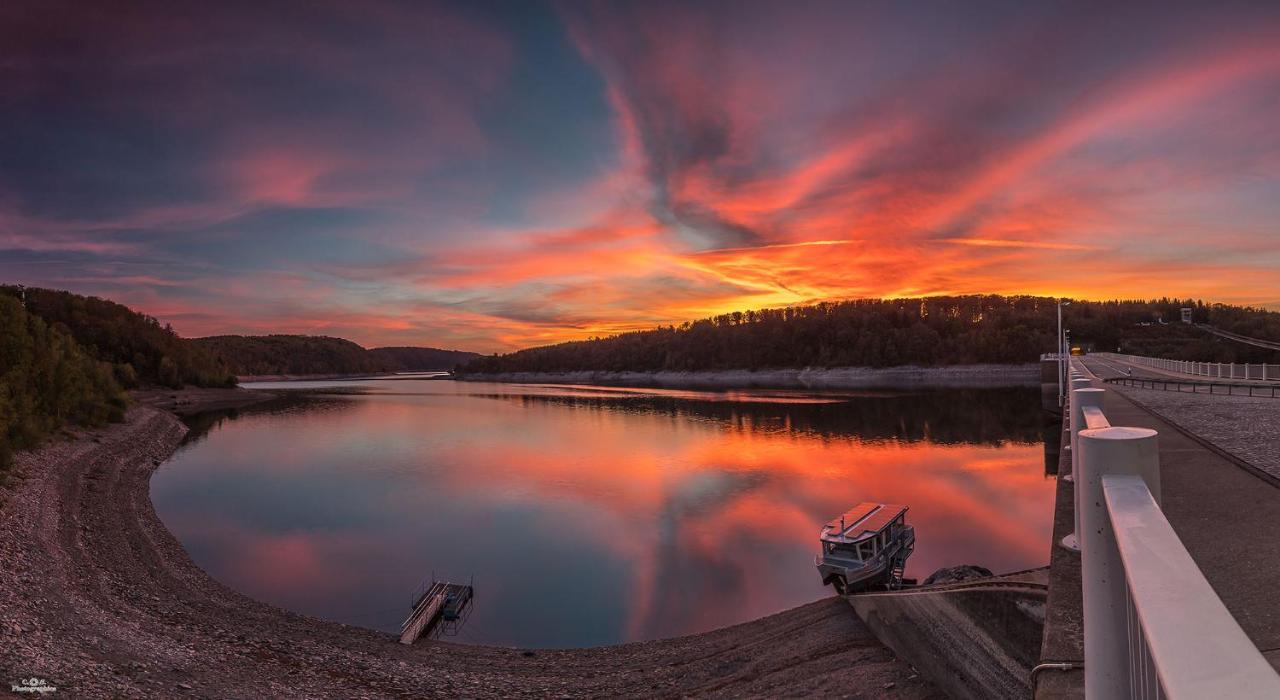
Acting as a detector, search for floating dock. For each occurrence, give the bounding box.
[399,579,473,645]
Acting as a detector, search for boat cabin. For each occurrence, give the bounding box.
[820,502,908,561]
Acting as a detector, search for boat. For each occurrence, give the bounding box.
[815,502,915,593]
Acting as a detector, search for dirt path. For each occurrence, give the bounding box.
[0,407,937,698]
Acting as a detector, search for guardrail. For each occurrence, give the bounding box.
[1064,361,1280,698]
[1105,376,1280,399]
[1099,352,1280,382]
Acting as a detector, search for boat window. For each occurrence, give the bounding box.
[858,541,876,559]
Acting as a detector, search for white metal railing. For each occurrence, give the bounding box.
[1064,360,1280,698]
[1099,352,1280,382]
[1104,475,1280,698]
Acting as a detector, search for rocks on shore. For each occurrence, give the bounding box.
[922,565,994,586]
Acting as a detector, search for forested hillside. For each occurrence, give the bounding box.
[1057,299,1280,361]
[1,296,127,472]
[198,336,480,376]
[0,286,234,388]
[196,335,388,376]
[369,346,480,371]
[459,295,1280,374]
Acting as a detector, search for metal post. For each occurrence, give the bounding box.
[1062,385,1104,553]
[1057,302,1064,407]
[1079,426,1161,700]
[1064,378,1094,483]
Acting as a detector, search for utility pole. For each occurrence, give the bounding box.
[1057,299,1071,407]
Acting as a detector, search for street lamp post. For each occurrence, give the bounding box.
[1057,300,1071,407]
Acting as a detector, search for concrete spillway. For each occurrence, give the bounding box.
[848,568,1048,700]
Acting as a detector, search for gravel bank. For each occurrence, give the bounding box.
[0,407,937,698]
[460,364,1040,390]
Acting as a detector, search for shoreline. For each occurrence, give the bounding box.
[235,371,452,383]
[235,371,397,383]
[0,400,937,697]
[458,363,1041,390]
[132,385,276,416]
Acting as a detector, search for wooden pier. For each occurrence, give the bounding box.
[399,579,473,645]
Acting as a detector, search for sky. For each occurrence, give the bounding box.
[2,0,1278,353]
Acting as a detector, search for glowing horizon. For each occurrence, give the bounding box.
[2,2,1278,353]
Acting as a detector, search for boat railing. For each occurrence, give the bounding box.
[1066,359,1280,698]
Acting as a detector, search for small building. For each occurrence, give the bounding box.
[1181,307,1193,324]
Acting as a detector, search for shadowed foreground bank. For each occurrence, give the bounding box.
[0,406,938,698]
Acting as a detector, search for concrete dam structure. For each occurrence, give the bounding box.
[848,568,1048,699]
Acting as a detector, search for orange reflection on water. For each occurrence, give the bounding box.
[155,381,1054,647]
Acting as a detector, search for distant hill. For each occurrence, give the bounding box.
[195,336,478,377]
[195,335,386,377]
[459,295,1280,375]
[0,285,234,388]
[369,346,480,371]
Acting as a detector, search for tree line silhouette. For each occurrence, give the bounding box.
[195,335,385,376]
[193,337,481,376]
[460,295,1280,374]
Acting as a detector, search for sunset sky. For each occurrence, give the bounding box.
[2,1,1278,352]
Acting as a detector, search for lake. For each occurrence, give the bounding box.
[151,377,1056,648]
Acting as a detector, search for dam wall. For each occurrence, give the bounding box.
[848,569,1048,700]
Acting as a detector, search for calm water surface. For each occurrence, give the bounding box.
[151,378,1055,648]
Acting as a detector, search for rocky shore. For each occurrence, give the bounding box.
[0,404,938,698]
[458,364,1040,390]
